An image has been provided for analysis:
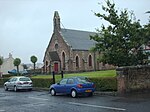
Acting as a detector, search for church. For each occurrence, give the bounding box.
[43,11,113,73]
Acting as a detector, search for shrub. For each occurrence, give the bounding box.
[89,77,117,91]
[0,77,117,92]
[2,74,14,78]
[0,78,10,87]
[0,78,4,86]
[31,78,53,88]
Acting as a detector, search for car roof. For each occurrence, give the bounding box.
[66,76,86,79]
[11,76,30,78]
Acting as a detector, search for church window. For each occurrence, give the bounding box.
[88,55,92,67]
[76,56,79,68]
[55,44,58,50]
[62,52,65,70]
[46,61,48,66]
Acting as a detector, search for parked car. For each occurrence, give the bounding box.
[49,76,95,98]
[4,76,33,92]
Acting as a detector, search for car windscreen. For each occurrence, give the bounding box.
[19,77,31,81]
[77,77,91,84]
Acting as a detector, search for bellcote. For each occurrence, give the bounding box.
[53,11,61,32]
[9,53,12,58]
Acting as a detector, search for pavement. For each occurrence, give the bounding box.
[33,87,118,96]
[1,87,150,112]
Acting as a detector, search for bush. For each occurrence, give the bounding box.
[0,78,10,87]
[89,77,117,91]
[0,78,4,86]
[31,78,53,88]
[0,77,117,92]
[2,74,14,78]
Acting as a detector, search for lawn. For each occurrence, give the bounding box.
[32,70,116,82]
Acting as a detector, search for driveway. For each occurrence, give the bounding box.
[0,87,150,112]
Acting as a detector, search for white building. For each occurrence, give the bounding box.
[0,53,24,74]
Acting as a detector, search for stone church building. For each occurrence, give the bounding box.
[43,11,113,73]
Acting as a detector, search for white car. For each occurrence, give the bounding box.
[4,76,33,92]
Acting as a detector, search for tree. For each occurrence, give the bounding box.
[143,18,150,61]
[0,58,3,67]
[90,0,148,67]
[30,55,37,74]
[144,19,150,43]
[0,58,3,77]
[13,58,21,75]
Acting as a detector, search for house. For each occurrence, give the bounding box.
[0,53,24,74]
[43,11,114,73]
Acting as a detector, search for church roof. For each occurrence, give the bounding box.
[60,29,96,51]
[49,51,60,61]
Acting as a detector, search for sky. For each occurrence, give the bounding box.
[0,0,150,64]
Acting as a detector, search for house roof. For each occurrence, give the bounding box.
[60,29,96,51]
[49,51,60,61]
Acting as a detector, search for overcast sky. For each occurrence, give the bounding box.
[0,0,150,64]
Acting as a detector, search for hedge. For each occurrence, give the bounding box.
[89,77,117,91]
[31,78,53,88]
[0,77,117,91]
[0,78,9,87]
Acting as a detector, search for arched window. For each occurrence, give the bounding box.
[46,61,48,67]
[76,56,79,68]
[62,52,65,70]
[88,55,92,66]
[45,61,48,73]
[55,44,58,50]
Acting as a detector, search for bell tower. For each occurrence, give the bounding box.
[53,11,60,32]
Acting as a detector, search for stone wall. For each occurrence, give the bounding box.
[116,65,150,95]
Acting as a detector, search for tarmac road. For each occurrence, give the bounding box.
[0,87,150,112]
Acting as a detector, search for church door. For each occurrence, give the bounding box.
[54,63,58,73]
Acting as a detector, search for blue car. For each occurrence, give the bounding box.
[49,76,95,98]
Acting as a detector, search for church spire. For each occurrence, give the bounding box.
[53,11,60,32]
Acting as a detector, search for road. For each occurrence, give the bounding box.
[0,88,150,112]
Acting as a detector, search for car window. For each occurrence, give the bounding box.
[9,78,14,82]
[60,79,67,85]
[77,77,91,84]
[67,79,74,84]
[19,77,31,81]
[12,78,17,82]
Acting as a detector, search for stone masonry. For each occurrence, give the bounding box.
[116,65,150,95]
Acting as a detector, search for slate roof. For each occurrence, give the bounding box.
[49,51,60,61]
[60,29,96,51]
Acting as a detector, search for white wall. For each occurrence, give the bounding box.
[0,54,23,74]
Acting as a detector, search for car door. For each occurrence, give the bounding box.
[6,78,14,89]
[66,78,75,94]
[55,78,67,93]
[11,78,17,88]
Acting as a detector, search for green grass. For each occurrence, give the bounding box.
[32,70,116,82]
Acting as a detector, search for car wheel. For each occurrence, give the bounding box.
[50,89,56,96]
[71,90,77,98]
[14,86,18,92]
[28,88,32,91]
[4,85,8,91]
